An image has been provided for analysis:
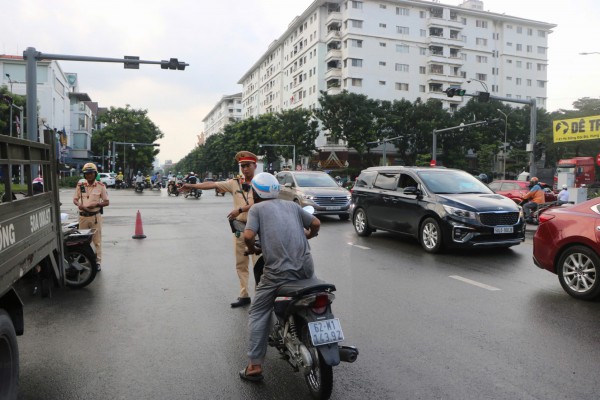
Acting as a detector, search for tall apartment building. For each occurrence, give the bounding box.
[238,0,555,149]
[202,93,243,139]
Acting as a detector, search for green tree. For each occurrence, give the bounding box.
[273,109,319,166]
[94,105,163,176]
[0,86,26,137]
[315,90,379,167]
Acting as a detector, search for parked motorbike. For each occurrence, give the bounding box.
[251,206,358,399]
[62,219,98,288]
[135,181,145,193]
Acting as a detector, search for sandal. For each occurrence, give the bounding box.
[239,366,264,382]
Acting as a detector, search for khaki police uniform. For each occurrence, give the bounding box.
[73,181,109,263]
[216,177,255,298]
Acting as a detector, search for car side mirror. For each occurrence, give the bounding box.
[403,186,420,196]
[284,183,292,188]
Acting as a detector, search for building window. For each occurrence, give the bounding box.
[430,64,443,74]
[431,7,443,18]
[507,76,512,81]
[527,45,532,53]
[420,48,426,55]
[516,61,522,68]
[430,45,443,56]
[450,48,460,58]
[506,42,512,46]
[419,66,426,74]
[379,23,387,28]
[537,80,546,88]
[537,46,547,55]
[349,39,363,48]
[476,55,488,63]
[347,19,363,28]
[516,44,522,51]
[379,61,387,66]
[461,17,467,25]
[516,78,522,85]
[379,80,386,85]
[492,84,498,92]
[419,85,425,92]
[350,1,362,9]
[379,4,386,8]
[379,42,386,47]
[538,30,546,38]
[476,37,487,46]
[351,78,362,86]
[420,11,426,18]
[506,59,513,64]
[506,24,513,29]
[527,79,532,86]
[396,7,409,16]
[430,27,443,37]
[492,67,498,75]
[429,83,443,92]
[526,62,532,69]
[397,26,409,35]
[528,28,533,36]
[475,20,488,28]
[476,73,487,81]
[350,58,362,68]
[395,63,409,72]
[396,44,409,53]
[395,82,409,91]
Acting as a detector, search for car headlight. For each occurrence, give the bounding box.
[302,194,315,200]
[346,195,352,201]
[443,204,477,220]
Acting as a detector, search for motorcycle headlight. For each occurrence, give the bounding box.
[443,205,477,220]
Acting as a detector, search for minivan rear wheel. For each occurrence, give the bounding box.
[420,217,443,253]
[353,208,372,237]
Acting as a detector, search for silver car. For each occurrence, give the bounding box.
[276,171,351,220]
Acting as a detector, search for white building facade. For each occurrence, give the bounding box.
[238,0,555,148]
[202,93,243,139]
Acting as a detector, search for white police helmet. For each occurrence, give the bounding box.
[562,184,567,190]
[251,173,280,199]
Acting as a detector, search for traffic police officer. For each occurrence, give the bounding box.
[182,151,257,307]
[72,163,110,271]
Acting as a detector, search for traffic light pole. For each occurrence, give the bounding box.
[440,91,537,176]
[432,120,495,164]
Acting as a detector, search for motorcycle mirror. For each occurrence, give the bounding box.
[303,205,315,215]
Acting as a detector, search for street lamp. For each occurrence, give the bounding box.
[467,78,489,93]
[5,73,14,92]
[497,109,513,180]
[258,143,296,170]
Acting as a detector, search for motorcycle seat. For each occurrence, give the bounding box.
[276,278,336,297]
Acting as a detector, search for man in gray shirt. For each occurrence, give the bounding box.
[240,173,320,382]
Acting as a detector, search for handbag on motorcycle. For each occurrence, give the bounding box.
[229,219,246,238]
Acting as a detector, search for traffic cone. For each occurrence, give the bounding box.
[132,210,147,239]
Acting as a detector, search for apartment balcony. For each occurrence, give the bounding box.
[426,74,465,86]
[428,35,465,48]
[428,18,464,30]
[327,29,342,42]
[427,54,464,67]
[326,85,342,95]
[325,48,342,63]
[428,91,462,102]
[326,11,342,25]
[325,67,341,81]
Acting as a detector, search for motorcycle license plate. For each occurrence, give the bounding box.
[494,226,513,234]
[308,318,345,346]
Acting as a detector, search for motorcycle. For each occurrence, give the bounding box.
[115,179,126,189]
[152,180,162,190]
[135,181,145,193]
[167,181,181,196]
[520,199,563,225]
[251,206,358,399]
[62,219,98,288]
[184,187,202,199]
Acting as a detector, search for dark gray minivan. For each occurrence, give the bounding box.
[351,166,526,253]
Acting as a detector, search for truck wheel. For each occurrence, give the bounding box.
[0,310,19,400]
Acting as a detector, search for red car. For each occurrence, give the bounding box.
[533,197,600,300]
[488,180,557,203]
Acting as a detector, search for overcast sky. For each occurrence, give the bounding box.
[1,0,598,162]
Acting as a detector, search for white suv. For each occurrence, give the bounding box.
[98,173,115,187]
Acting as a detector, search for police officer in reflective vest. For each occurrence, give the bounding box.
[72,163,110,271]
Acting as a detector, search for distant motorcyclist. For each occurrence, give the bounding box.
[521,177,544,222]
[557,184,569,204]
[185,172,199,185]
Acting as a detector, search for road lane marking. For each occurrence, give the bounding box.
[449,275,501,291]
[348,242,371,250]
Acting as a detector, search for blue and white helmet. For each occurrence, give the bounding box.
[251,173,280,199]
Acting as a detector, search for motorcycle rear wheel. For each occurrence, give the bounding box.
[65,245,97,288]
[303,326,333,399]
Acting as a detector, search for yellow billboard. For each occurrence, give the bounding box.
[553,115,600,143]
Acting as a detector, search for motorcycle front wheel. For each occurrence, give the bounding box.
[65,245,97,288]
[303,326,333,399]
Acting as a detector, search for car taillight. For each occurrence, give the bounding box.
[538,213,555,224]
[311,293,329,314]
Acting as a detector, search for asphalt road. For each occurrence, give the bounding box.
[15,187,600,399]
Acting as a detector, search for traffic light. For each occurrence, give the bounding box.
[445,87,466,97]
[161,58,186,70]
[478,92,491,103]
